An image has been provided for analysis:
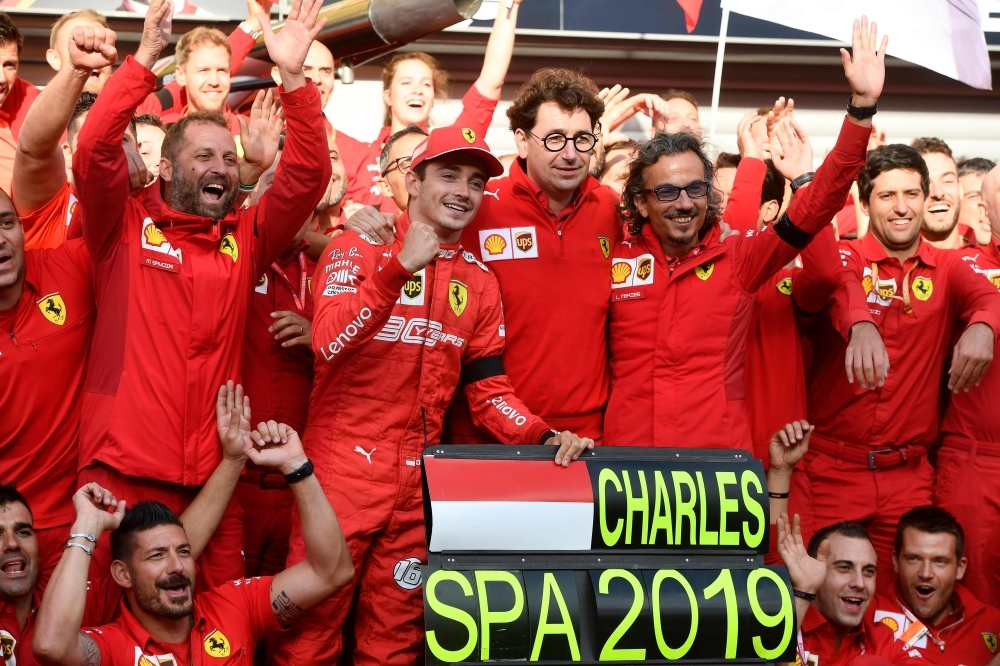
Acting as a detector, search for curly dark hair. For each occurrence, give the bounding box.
[506,68,604,134]
[619,132,719,237]
[858,144,929,204]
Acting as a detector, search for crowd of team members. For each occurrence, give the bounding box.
[0,0,998,664]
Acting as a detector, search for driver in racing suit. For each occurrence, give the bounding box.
[272,125,594,666]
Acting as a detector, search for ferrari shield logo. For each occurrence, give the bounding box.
[449,280,468,317]
[220,234,239,263]
[777,277,793,296]
[204,629,231,658]
[912,276,933,301]
[694,262,714,281]
[461,128,476,144]
[984,633,998,654]
[37,293,66,326]
[599,236,610,259]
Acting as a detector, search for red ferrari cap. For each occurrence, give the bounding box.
[409,125,504,178]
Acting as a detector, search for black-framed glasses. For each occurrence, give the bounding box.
[381,155,412,177]
[642,181,710,202]
[527,129,599,153]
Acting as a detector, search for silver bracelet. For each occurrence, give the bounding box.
[69,533,96,543]
[65,541,93,557]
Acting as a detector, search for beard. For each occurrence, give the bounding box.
[166,166,237,220]
[922,206,959,240]
[133,572,194,620]
[658,208,701,247]
[316,176,348,214]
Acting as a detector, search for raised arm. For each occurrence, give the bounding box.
[74,0,170,263]
[244,422,353,626]
[15,27,117,217]
[472,0,522,100]
[251,0,331,271]
[33,485,125,666]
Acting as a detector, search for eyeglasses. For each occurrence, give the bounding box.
[526,128,600,153]
[642,181,710,202]
[381,155,412,177]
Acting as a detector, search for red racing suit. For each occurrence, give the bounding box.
[791,234,1000,594]
[936,241,1000,605]
[272,213,551,666]
[605,117,871,450]
[72,56,329,584]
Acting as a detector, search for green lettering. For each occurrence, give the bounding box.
[475,571,525,661]
[599,468,624,547]
[622,470,649,545]
[716,471,740,546]
[696,472,718,546]
[748,569,794,660]
[703,569,738,659]
[672,471,697,545]
[649,471,673,546]
[651,570,698,659]
[426,571,478,663]
[530,573,580,662]
[741,470,766,548]
[597,570,646,661]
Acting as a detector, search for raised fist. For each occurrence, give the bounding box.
[68,25,118,72]
[397,220,440,272]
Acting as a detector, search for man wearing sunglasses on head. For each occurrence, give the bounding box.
[604,17,887,451]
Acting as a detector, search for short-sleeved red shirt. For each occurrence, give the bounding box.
[800,606,925,666]
[85,577,279,666]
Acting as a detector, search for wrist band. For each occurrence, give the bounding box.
[65,541,93,557]
[773,212,813,250]
[538,430,558,445]
[768,491,790,499]
[238,21,263,39]
[239,181,258,193]
[793,589,817,601]
[846,96,877,119]
[283,459,314,484]
[789,172,814,193]
[69,532,97,543]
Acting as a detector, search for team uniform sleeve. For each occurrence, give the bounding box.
[461,271,552,445]
[453,85,499,138]
[81,576,123,628]
[214,576,283,639]
[311,234,411,364]
[948,253,1000,337]
[72,56,155,264]
[721,157,766,234]
[731,118,870,295]
[254,82,332,273]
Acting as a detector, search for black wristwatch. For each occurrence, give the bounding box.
[283,460,314,484]
[793,588,818,601]
[790,172,815,193]
[846,96,877,120]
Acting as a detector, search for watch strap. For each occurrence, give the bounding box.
[283,460,314,484]
[846,96,877,119]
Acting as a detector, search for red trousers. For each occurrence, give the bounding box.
[271,445,425,666]
[78,464,245,589]
[235,474,294,577]
[934,439,1000,605]
[35,524,70,593]
[789,451,933,595]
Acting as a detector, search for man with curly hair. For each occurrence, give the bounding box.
[604,17,887,450]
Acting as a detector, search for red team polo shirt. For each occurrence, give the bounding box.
[870,585,1000,666]
[85,577,280,666]
[799,606,925,666]
[19,183,79,251]
[0,239,94,530]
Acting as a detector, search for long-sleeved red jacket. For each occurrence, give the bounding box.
[74,56,330,485]
[801,232,1000,452]
[307,213,551,469]
[604,117,871,450]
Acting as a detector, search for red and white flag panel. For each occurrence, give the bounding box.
[423,457,595,552]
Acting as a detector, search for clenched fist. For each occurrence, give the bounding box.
[397,220,440,272]
[68,25,118,72]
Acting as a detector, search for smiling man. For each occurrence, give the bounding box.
[870,507,1000,666]
[0,13,38,195]
[913,138,968,250]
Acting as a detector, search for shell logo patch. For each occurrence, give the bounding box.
[599,236,610,259]
[862,274,874,296]
[141,218,183,262]
[204,629,231,658]
[449,280,468,317]
[462,128,476,144]
[144,224,167,246]
[984,633,998,654]
[611,261,632,285]
[881,617,899,632]
[37,293,66,326]
[695,262,714,281]
[912,276,933,301]
[484,234,507,256]
[220,234,239,263]
[989,270,1000,291]
[777,277,793,296]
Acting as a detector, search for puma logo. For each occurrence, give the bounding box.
[484,189,500,200]
[354,446,375,464]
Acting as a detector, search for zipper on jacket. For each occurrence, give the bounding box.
[557,228,564,257]
[421,406,428,448]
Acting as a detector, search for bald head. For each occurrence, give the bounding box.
[304,40,334,109]
[979,165,1000,242]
